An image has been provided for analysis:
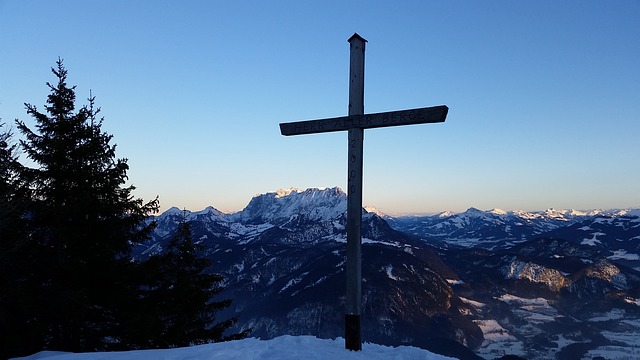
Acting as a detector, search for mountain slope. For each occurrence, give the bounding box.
[138,189,640,360]
[135,188,482,359]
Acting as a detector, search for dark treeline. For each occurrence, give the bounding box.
[0,60,248,359]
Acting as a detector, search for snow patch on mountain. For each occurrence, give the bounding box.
[498,294,559,324]
[474,319,525,359]
[436,211,456,218]
[280,272,309,293]
[608,249,640,261]
[364,206,386,217]
[581,232,605,246]
[192,206,228,222]
[489,208,507,215]
[384,265,398,281]
[274,187,300,198]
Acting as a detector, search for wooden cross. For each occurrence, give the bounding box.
[279,33,448,351]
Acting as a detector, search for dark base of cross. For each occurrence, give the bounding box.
[279,33,448,351]
[345,314,361,350]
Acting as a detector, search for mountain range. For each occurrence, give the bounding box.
[134,187,640,360]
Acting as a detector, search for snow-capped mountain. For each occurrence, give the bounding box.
[135,187,482,359]
[390,207,639,251]
[137,188,640,360]
[233,187,347,225]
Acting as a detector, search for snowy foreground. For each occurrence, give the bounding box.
[12,335,456,360]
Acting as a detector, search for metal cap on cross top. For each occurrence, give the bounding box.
[347,32,367,44]
[279,33,448,351]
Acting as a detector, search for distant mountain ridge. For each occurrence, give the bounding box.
[156,187,638,253]
[388,206,640,250]
[158,186,637,233]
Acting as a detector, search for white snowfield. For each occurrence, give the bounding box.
[11,335,456,360]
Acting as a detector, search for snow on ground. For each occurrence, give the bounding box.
[586,345,640,360]
[624,297,640,306]
[362,238,401,247]
[474,320,525,359]
[384,265,399,281]
[600,330,640,346]
[623,317,640,328]
[608,249,640,261]
[475,320,517,343]
[589,308,626,322]
[459,297,485,308]
[11,335,456,360]
[498,294,556,313]
[581,232,606,246]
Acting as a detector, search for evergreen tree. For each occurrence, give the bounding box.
[0,121,37,359]
[128,212,249,348]
[14,59,159,352]
[0,121,21,231]
[0,121,26,247]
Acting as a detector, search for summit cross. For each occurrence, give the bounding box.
[279,33,448,351]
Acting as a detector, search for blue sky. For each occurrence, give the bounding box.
[1,1,638,215]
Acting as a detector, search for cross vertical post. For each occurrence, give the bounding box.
[278,33,448,352]
[345,33,366,351]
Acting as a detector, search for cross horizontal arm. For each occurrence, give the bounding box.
[280,105,448,136]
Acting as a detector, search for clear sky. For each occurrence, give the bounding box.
[1,1,638,215]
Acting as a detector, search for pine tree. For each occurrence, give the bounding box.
[0,121,25,246]
[0,121,21,230]
[133,213,249,348]
[0,121,38,359]
[14,59,159,352]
